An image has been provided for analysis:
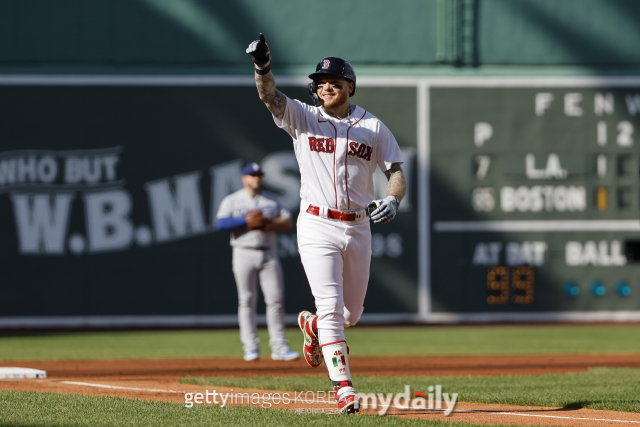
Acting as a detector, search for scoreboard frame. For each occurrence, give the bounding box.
[417,76,640,322]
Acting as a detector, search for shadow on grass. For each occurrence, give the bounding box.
[564,400,640,409]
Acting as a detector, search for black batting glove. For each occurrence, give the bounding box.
[246,33,271,69]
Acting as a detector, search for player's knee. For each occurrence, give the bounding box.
[264,299,283,310]
[238,293,256,308]
[343,307,363,327]
[343,316,360,327]
[263,292,283,307]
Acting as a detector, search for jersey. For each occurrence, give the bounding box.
[215,189,291,250]
[274,97,403,211]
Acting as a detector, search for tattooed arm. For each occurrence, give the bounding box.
[384,163,407,202]
[255,71,287,121]
[370,162,406,224]
[246,33,287,120]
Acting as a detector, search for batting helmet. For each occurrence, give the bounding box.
[308,56,356,97]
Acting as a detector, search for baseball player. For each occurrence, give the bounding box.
[216,162,300,362]
[246,34,407,414]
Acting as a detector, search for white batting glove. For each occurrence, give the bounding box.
[369,195,399,224]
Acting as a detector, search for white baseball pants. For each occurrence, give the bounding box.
[232,247,290,354]
[297,210,372,345]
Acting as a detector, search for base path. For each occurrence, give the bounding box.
[3,354,640,378]
[1,354,639,426]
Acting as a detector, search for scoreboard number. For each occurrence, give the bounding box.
[474,155,491,180]
[487,266,534,305]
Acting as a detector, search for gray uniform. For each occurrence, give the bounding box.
[216,189,292,354]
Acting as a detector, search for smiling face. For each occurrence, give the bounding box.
[316,76,354,110]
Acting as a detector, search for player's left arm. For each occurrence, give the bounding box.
[384,162,407,202]
[370,163,406,224]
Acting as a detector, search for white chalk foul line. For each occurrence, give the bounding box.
[477,411,640,424]
[57,382,640,423]
[361,403,640,424]
[58,381,184,394]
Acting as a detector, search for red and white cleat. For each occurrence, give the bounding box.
[336,385,360,414]
[297,311,322,368]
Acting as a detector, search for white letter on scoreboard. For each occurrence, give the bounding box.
[535,93,554,116]
[564,93,584,116]
[624,93,640,116]
[474,122,493,147]
[472,242,502,266]
[594,93,614,116]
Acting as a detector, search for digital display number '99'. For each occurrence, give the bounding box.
[487,266,534,305]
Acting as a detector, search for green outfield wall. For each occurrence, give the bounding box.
[2,1,640,327]
[2,0,640,73]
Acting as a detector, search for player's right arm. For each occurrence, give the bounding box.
[215,196,247,231]
[255,70,287,121]
[216,216,246,231]
[246,33,287,121]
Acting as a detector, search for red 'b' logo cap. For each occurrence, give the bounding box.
[322,59,330,69]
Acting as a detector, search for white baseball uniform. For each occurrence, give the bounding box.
[216,189,292,354]
[274,96,403,345]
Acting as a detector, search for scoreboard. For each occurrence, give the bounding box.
[429,80,640,315]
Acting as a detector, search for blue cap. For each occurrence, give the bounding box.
[242,162,263,175]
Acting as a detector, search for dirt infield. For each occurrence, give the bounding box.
[2,354,640,426]
[3,353,640,378]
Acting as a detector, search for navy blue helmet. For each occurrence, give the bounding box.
[308,56,356,97]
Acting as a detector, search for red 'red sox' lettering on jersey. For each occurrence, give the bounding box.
[308,137,335,153]
[275,97,402,210]
[348,142,372,161]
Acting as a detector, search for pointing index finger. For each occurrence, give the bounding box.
[259,33,265,44]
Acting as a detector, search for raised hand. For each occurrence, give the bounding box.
[246,33,271,68]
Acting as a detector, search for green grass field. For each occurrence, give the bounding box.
[1,325,639,426]
[1,324,639,360]
[182,367,640,412]
[0,390,487,427]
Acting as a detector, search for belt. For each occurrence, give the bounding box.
[306,205,368,222]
